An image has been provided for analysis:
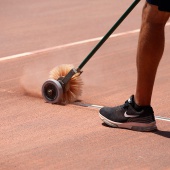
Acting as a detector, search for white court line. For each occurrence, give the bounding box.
[74,102,170,122]
[1,22,170,62]
[155,116,170,122]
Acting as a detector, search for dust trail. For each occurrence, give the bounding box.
[20,61,50,98]
[19,51,75,99]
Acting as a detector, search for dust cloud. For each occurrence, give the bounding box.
[20,55,55,98]
[19,51,75,99]
[20,60,51,98]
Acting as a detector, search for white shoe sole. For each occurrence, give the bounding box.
[99,113,157,132]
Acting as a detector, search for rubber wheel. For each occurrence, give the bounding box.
[42,79,63,104]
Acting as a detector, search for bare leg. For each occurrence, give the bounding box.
[135,2,170,106]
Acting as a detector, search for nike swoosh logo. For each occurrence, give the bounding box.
[124,111,139,118]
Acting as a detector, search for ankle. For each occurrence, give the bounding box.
[133,95,151,112]
[134,95,151,106]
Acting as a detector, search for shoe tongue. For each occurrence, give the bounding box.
[128,95,139,110]
[128,95,134,105]
[128,95,150,112]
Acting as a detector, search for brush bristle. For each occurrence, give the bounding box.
[49,64,83,104]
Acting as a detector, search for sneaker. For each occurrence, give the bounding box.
[99,95,157,132]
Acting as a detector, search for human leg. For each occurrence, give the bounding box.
[135,2,170,106]
[98,1,170,132]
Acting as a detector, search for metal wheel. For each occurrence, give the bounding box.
[42,79,63,104]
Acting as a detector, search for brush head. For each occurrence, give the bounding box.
[49,64,83,104]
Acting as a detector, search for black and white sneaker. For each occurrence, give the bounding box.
[99,95,157,132]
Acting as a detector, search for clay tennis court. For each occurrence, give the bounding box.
[0,0,170,169]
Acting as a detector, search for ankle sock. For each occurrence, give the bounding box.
[130,95,151,112]
[133,102,144,112]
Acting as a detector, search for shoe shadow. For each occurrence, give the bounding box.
[102,122,113,128]
[102,123,170,138]
[152,130,170,138]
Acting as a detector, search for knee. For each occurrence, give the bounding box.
[142,2,170,26]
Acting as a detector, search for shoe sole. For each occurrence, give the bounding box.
[99,113,157,132]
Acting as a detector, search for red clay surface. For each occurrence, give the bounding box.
[0,0,170,169]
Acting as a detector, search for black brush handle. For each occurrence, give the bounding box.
[77,0,140,71]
